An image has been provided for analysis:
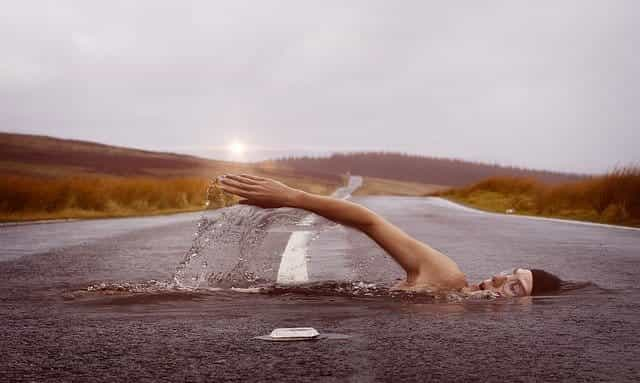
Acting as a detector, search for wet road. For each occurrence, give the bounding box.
[1,195,639,382]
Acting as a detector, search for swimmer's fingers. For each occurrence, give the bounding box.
[219,176,257,191]
[220,174,299,208]
[231,174,264,185]
[218,182,254,198]
[240,174,267,182]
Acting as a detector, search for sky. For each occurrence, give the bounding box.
[1,1,638,173]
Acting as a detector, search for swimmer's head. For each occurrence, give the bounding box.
[530,269,563,295]
[476,268,532,297]
[476,268,563,297]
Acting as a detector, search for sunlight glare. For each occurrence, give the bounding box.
[229,141,246,155]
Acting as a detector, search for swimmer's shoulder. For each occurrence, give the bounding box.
[408,269,468,292]
[392,275,467,293]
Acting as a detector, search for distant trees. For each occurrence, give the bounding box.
[263,152,581,187]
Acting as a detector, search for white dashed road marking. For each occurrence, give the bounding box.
[276,176,363,284]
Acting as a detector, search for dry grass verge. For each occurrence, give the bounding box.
[1,176,216,222]
[439,166,640,227]
[0,174,339,222]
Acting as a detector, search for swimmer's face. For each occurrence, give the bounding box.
[477,268,533,297]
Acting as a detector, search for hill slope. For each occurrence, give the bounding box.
[0,132,338,183]
[0,132,343,222]
[0,132,228,177]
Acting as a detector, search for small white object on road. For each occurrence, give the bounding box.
[270,327,319,339]
[255,327,320,342]
[254,327,350,342]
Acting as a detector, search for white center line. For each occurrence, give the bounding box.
[276,176,362,285]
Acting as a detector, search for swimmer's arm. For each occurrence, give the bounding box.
[218,174,455,279]
[292,191,439,277]
[293,193,465,285]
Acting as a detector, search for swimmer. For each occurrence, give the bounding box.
[217,174,563,297]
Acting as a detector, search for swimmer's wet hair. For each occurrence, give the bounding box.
[530,269,563,295]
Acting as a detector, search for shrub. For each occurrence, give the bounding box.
[442,166,640,226]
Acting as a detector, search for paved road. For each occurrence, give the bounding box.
[1,193,639,382]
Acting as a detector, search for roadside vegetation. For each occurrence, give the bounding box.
[0,176,220,222]
[439,166,640,227]
[0,174,339,222]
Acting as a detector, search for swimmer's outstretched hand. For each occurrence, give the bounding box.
[217,174,303,209]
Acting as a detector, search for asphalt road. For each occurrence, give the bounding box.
[1,194,639,382]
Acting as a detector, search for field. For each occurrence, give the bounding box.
[439,167,640,227]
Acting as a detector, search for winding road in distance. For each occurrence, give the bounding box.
[1,176,639,382]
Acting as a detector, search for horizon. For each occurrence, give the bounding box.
[2,1,639,174]
[3,130,602,176]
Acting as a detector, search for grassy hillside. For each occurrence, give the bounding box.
[0,133,445,222]
[4,132,610,224]
[0,132,341,221]
[0,132,335,180]
[439,167,640,227]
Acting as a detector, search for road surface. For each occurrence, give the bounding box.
[1,188,639,382]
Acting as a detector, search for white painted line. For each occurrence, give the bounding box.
[276,176,362,284]
[430,197,640,232]
[276,231,312,284]
[426,197,484,214]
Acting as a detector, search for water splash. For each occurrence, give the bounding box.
[79,279,501,304]
[171,180,337,289]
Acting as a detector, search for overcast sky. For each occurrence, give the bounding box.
[1,1,638,173]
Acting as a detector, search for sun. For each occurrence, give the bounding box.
[228,141,246,155]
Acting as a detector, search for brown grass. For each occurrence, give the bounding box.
[0,174,340,222]
[0,176,213,222]
[440,166,640,227]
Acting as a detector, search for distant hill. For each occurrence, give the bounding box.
[0,133,345,221]
[0,132,216,177]
[265,152,583,187]
[1,133,582,187]
[0,132,339,182]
